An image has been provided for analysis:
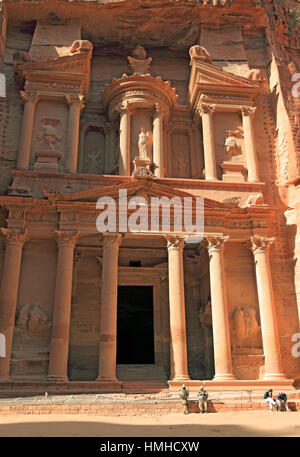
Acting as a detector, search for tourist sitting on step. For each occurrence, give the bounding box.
[264,389,279,411]
[278,392,289,411]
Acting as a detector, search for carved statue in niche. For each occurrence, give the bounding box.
[16,304,51,335]
[37,118,62,151]
[133,128,153,176]
[138,128,153,159]
[224,129,241,157]
[198,297,214,378]
[232,306,261,349]
[127,46,152,75]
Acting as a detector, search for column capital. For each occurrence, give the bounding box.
[240,106,256,117]
[117,100,133,114]
[65,94,85,110]
[20,90,39,105]
[1,228,28,247]
[55,230,80,248]
[154,102,168,119]
[250,235,274,254]
[198,103,216,115]
[165,235,185,251]
[102,232,123,249]
[205,235,229,253]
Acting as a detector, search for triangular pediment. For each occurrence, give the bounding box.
[43,180,236,212]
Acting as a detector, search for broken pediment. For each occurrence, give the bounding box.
[13,19,93,99]
[188,45,264,110]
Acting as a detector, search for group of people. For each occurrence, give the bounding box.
[180,385,290,414]
[264,389,289,411]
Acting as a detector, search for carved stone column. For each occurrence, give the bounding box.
[166,235,190,381]
[78,120,89,173]
[0,229,28,381]
[199,103,217,180]
[104,123,111,174]
[65,95,85,173]
[17,91,39,170]
[206,236,235,380]
[241,107,260,182]
[192,115,205,178]
[119,102,131,176]
[97,233,123,383]
[48,231,80,381]
[153,104,166,178]
[250,236,286,380]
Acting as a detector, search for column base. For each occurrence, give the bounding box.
[0,376,11,383]
[47,375,69,383]
[96,377,122,389]
[213,374,236,381]
[205,177,219,182]
[169,376,190,383]
[263,373,288,381]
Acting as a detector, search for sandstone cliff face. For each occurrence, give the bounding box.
[0,0,300,381]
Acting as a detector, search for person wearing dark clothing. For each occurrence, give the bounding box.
[278,392,289,411]
[264,389,279,411]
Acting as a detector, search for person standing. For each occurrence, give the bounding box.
[198,385,209,413]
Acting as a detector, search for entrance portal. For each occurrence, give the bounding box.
[117,286,154,364]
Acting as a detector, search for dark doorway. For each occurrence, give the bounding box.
[117,286,154,364]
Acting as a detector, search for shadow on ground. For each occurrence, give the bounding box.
[1,417,300,437]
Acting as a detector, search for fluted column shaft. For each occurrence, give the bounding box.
[97,233,122,381]
[199,103,217,181]
[0,229,27,380]
[48,231,80,381]
[166,235,189,381]
[241,107,260,182]
[119,103,131,176]
[65,95,84,173]
[207,236,235,380]
[251,236,286,380]
[17,91,39,170]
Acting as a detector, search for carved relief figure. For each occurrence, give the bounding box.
[16,304,51,334]
[127,46,152,75]
[224,129,241,157]
[246,192,264,206]
[232,306,261,349]
[37,118,62,150]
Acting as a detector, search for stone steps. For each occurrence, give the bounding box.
[116,364,168,382]
[0,398,299,416]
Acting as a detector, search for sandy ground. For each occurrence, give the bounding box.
[0,411,300,437]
